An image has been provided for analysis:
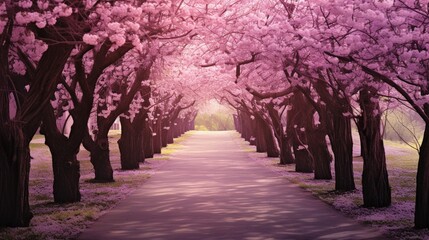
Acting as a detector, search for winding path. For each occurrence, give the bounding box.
[79,131,384,240]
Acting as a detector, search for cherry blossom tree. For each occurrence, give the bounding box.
[0,0,89,227]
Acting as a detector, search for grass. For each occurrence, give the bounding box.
[51,209,96,221]
[30,143,46,149]
[160,132,193,156]
[0,130,191,240]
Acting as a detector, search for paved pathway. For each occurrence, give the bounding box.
[79,131,384,240]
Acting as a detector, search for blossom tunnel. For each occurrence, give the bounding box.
[1,1,429,239]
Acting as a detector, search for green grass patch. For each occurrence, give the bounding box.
[152,156,169,161]
[52,209,96,221]
[30,143,46,150]
[33,194,51,202]
[32,134,45,140]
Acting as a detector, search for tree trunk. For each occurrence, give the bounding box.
[313,80,355,191]
[167,125,174,144]
[264,124,279,157]
[162,128,169,147]
[294,147,313,173]
[51,150,81,203]
[415,115,429,228]
[242,113,252,142]
[329,111,355,191]
[234,114,241,133]
[254,116,267,152]
[90,136,114,182]
[143,124,154,159]
[266,104,294,164]
[153,108,163,153]
[289,92,313,173]
[118,117,142,170]
[190,118,195,130]
[161,117,169,147]
[280,136,294,164]
[153,120,162,154]
[357,87,391,207]
[0,125,33,227]
[246,114,257,146]
[308,127,332,180]
[0,40,74,227]
[41,105,82,203]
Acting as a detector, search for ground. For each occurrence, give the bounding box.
[0,130,427,239]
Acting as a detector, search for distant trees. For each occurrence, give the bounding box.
[195,112,234,131]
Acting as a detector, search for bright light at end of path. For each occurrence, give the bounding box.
[198,99,234,114]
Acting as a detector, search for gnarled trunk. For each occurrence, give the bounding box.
[266,104,294,164]
[329,111,355,191]
[167,126,174,144]
[1,40,74,226]
[118,117,142,170]
[0,125,32,227]
[51,150,81,203]
[280,136,294,164]
[289,92,313,173]
[357,87,390,207]
[254,115,267,152]
[308,127,332,180]
[42,105,81,203]
[89,136,114,182]
[264,124,279,158]
[153,120,162,153]
[415,118,429,228]
[143,125,154,159]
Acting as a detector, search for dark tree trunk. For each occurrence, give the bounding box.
[162,128,169,147]
[0,41,74,226]
[415,113,429,228]
[234,114,241,133]
[329,111,355,191]
[296,89,332,179]
[118,117,142,170]
[313,80,355,191]
[143,125,154,159]
[167,126,174,144]
[266,104,294,164]
[254,116,267,152]
[280,135,294,164]
[190,118,195,130]
[153,108,163,153]
[264,124,279,157]
[294,148,313,173]
[289,92,313,173]
[42,105,81,203]
[173,122,180,138]
[249,117,257,146]
[308,127,332,180]
[161,117,169,147]
[241,113,252,142]
[153,120,162,153]
[239,112,246,139]
[357,87,391,207]
[51,149,81,203]
[0,126,32,227]
[89,136,114,182]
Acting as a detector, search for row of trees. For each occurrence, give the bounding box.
[2,0,429,231]
[198,0,428,229]
[0,0,202,227]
